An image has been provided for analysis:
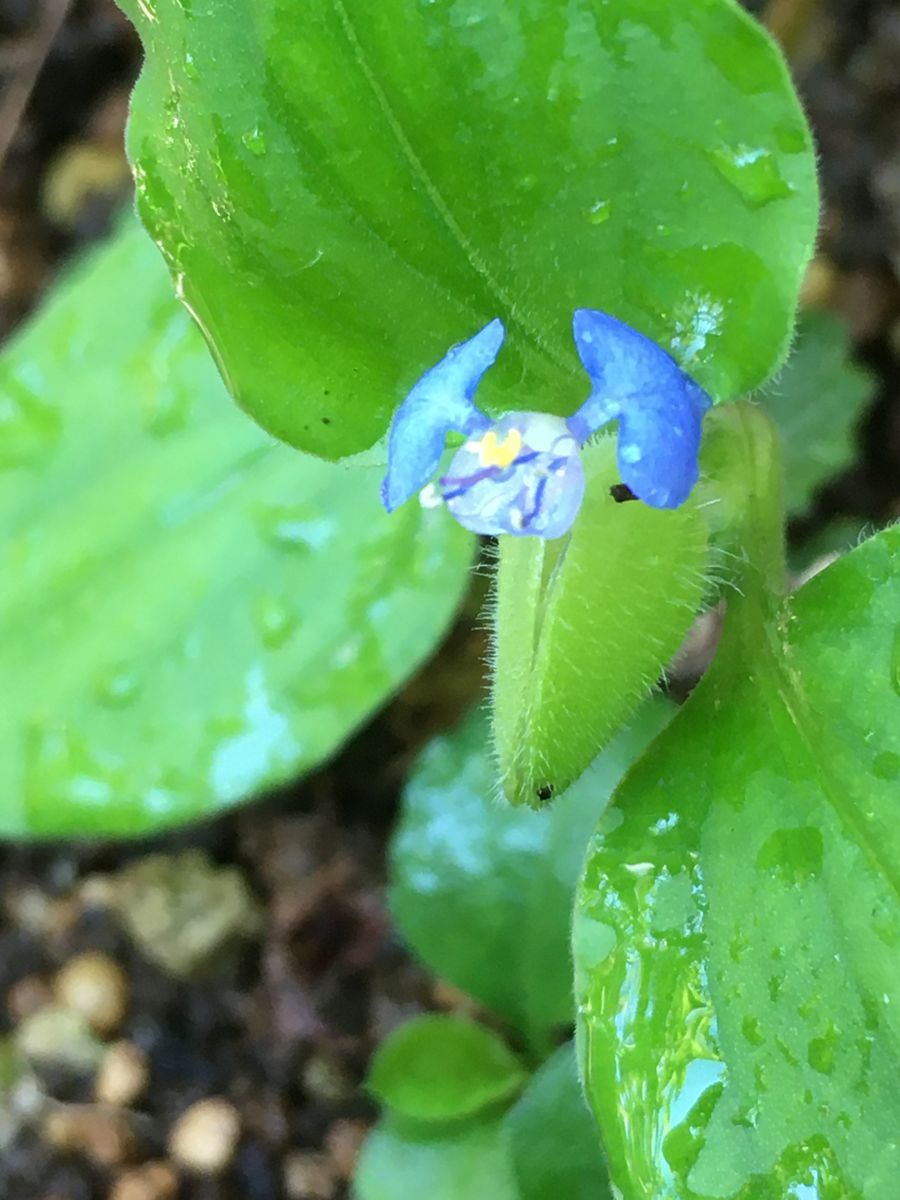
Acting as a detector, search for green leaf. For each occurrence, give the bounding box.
[763,311,875,516]
[357,1043,611,1200]
[120,0,817,458]
[574,409,900,1197]
[493,436,707,806]
[0,223,474,838]
[367,1016,527,1123]
[355,1116,519,1200]
[391,698,673,1046]
[506,1042,612,1200]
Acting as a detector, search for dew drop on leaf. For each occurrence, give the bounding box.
[241,127,267,157]
[95,667,143,710]
[708,143,794,208]
[587,199,612,225]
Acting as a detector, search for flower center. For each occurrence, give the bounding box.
[477,428,523,470]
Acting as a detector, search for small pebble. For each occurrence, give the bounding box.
[42,143,131,230]
[112,851,261,978]
[16,1006,104,1072]
[282,1151,336,1200]
[95,1042,149,1108]
[44,1104,135,1167]
[324,1119,369,1180]
[108,1161,179,1200]
[7,974,53,1023]
[301,1053,355,1104]
[78,873,116,910]
[799,255,837,310]
[55,952,129,1036]
[169,1097,241,1174]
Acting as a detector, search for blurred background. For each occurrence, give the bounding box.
[0,1,897,1198]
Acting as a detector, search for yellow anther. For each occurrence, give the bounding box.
[478,428,522,469]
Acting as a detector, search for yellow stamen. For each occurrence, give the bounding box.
[478,428,522,470]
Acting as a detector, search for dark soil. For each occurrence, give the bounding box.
[0,2,897,1198]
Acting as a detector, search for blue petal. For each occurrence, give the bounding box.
[381,319,504,512]
[567,308,711,509]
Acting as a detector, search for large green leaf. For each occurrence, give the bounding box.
[574,408,900,1198]
[357,1042,608,1200]
[391,698,672,1047]
[120,0,817,458]
[0,224,473,838]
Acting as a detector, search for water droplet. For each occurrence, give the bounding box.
[208,666,300,803]
[730,1101,760,1129]
[669,293,724,364]
[807,1023,838,1075]
[135,0,158,22]
[257,503,336,552]
[741,1015,765,1046]
[774,120,807,154]
[755,825,823,883]
[597,135,624,160]
[708,143,794,208]
[241,127,267,157]
[587,199,612,225]
[254,597,298,649]
[25,723,123,814]
[183,53,199,81]
[95,667,141,709]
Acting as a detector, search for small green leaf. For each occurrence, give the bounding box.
[356,1116,519,1200]
[120,0,817,457]
[574,409,900,1198]
[506,1042,611,1200]
[764,311,875,516]
[0,224,474,837]
[493,436,707,806]
[391,699,673,1046]
[368,1016,527,1123]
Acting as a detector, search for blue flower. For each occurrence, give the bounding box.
[381,309,711,538]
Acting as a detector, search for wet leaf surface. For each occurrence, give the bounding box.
[119,0,817,457]
[0,223,474,837]
[391,699,673,1045]
[575,520,900,1199]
